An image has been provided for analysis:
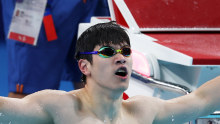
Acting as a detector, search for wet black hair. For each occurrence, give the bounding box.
[75,21,130,83]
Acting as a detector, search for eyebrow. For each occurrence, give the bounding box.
[102,44,130,48]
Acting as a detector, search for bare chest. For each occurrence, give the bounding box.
[53,113,152,124]
[59,116,140,124]
[52,115,156,124]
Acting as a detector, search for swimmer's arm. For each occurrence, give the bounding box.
[0,94,53,124]
[153,76,220,124]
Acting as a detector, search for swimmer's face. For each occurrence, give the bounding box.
[87,43,132,92]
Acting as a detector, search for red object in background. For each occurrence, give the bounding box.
[146,33,220,65]
[9,32,35,45]
[121,0,220,28]
[112,0,220,65]
[123,92,129,100]
[43,14,58,41]
[112,0,129,28]
[132,50,151,77]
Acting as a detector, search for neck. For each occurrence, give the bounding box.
[81,84,124,123]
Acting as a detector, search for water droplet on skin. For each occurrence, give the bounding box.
[0,113,4,117]
[171,115,175,122]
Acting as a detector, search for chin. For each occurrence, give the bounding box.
[116,83,129,92]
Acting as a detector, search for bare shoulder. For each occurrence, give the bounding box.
[25,89,70,100]
[123,95,164,107]
[24,89,81,107]
[123,95,165,122]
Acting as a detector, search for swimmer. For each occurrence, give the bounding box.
[0,22,220,124]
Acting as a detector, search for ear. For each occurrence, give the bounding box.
[78,59,91,76]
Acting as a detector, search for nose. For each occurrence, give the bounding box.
[116,59,126,64]
[115,54,126,65]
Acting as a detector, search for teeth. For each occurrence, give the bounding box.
[115,67,128,77]
[118,70,126,73]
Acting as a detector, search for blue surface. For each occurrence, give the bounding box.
[0,41,74,96]
[199,114,220,119]
[0,41,8,96]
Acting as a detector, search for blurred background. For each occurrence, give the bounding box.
[0,41,74,96]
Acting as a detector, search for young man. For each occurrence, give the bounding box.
[0,22,220,124]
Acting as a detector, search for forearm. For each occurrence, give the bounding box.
[194,76,220,114]
[0,96,14,123]
[0,96,8,110]
[154,76,220,124]
[0,96,3,108]
[0,96,52,124]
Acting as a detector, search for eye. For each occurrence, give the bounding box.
[100,47,115,56]
[122,48,131,56]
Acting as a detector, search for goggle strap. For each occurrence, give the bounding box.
[80,51,98,54]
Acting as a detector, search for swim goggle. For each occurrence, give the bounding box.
[79,46,132,58]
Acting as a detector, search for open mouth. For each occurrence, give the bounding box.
[115,67,128,77]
